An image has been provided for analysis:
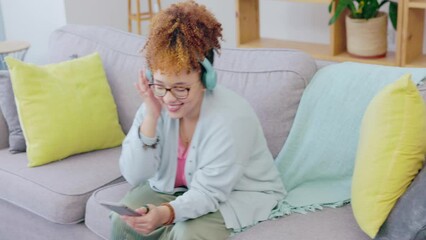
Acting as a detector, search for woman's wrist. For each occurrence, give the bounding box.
[156,205,171,225]
[159,203,175,225]
[140,115,158,138]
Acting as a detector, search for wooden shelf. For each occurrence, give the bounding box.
[408,0,426,8]
[239,38,331,59]
[236,0,426,67]
[332,51,397,66]
[402,54,426,67]
[401,0,426,67]
[239,38,398,65]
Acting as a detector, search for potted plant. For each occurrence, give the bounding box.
[328,0,398,58]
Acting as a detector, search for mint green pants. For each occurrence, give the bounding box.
[110,184,231,240]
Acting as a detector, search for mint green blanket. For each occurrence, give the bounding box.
[270,62,426,217]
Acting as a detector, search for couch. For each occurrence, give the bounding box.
[0,25,424,240]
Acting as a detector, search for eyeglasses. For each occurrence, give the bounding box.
[148,84,192,99]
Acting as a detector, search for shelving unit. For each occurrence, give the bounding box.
[235,0,426,67]
[401,0,426,67]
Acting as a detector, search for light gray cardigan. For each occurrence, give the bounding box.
[119,85,286,230]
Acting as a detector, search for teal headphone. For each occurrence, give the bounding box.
[145,58,217,90]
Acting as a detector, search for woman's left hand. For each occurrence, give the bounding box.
[120,204,170,235]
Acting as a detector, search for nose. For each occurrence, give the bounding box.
[162,90,178,103]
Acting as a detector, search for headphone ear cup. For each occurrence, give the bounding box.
[145,68,153,83]
[200,58,217,90]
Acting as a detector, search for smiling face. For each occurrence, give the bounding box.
[152,70,205,120]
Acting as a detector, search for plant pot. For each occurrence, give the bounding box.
[345,12,388,58]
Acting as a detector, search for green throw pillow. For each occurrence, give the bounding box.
[5,53,125,167]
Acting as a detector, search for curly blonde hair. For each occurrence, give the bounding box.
[143,0,223,75]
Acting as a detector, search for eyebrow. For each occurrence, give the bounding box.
[153,79,191,86]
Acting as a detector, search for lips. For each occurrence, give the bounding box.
[166,103,183,112]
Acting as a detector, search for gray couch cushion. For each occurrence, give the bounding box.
[419,80,426,102]
[0,198,101,240]
[0,107,7,150]
[375,165,426,240]
[214,48,316,157]
[415,228,426,240]
[231,205,369,240]
[48,25,146,134]
[86,182,132,240]
[0,70,26,153]
[0,147,123,224]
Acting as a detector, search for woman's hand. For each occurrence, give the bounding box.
[135,70,162,120]
[120,204,171,235]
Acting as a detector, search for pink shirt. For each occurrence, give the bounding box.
[175,137,188,187]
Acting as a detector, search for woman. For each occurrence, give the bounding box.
[112,1,286,239]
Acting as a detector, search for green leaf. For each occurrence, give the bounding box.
[328,0,335,13]
[363,0,379,19]
[389,1,398,30]
[347,1,357,15]
[329,0,354,25]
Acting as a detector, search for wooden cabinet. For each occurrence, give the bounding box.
[236,0,426,67]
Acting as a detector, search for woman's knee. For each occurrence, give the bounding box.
[111,212,122,226]
[170,221,229,240]
[110,212,125,234]
[110,213,135,240]
[169,222,199,240]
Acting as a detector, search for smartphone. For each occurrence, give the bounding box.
[99,201,142,217]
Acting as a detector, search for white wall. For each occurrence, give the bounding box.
[261,2,329,44]
[154,0,236,48]
[1,0,66,64]
[64,0,127,31]
[0,2,5,41]
[196,0,236,48]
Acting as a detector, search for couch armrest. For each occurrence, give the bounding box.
[0,108,9,150]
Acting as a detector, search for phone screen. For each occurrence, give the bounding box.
[100,202,142,216]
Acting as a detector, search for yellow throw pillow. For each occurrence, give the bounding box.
[352,74,426,238]
[5,53,125,167]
